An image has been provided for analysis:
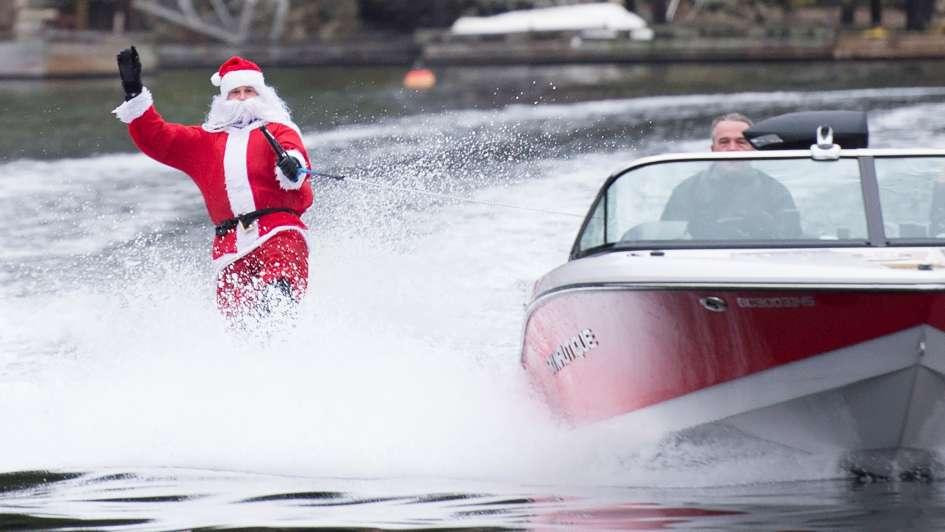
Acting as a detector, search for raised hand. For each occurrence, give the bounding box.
[116,46,142,101]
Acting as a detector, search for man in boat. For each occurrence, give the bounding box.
[660,113,803,239]
[112,47,313,323]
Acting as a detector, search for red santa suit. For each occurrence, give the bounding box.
[112,58,313,316]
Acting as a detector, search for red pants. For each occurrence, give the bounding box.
[216,230,309,317]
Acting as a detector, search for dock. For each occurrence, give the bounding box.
[1,0,945,78]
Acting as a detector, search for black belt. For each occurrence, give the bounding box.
[214,208,299,237]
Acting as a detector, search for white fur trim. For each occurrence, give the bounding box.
[213,226,309,272]
[222,127,259,253]
[219,70,265,96]
[210,72,222,86]
[275,150,307,191]
[111,87,153,124]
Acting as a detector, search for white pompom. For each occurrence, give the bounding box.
[210,72,221,86]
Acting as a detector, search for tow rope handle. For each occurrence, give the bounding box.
[258,125,346,181]
[258,125,288,160]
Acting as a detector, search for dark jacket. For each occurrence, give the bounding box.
[660,162,803,239]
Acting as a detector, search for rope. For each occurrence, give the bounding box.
[305,169,587,219]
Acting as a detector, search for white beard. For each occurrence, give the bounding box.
[202,85,294,132]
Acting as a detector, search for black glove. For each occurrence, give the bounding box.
[116,46,142,101]
[277,154,303,183]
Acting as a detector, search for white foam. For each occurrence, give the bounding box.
[0,147,855,487]
[7,88,943,486]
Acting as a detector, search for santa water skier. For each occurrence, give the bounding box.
[112,48,313,323]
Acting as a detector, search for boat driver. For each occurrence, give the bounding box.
[111,47,314,326]
[660,113,803,239]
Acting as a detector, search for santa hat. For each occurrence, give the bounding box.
[210,56,265,96]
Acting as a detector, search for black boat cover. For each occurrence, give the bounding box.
[744,111,869,150]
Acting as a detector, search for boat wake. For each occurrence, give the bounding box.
[4,88,945,489]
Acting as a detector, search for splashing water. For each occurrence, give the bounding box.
[4,88,945,525]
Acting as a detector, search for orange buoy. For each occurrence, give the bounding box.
[403,67,436,91]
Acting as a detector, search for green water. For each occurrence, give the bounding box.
[4,60,945,162]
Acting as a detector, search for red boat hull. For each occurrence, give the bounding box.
[522,288,945,424]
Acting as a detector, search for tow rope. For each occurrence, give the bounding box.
[260,125,583,219]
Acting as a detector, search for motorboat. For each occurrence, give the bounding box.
[521,111,945,479]
[450,3,654,42]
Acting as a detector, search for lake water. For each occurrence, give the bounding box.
[3,61,945,530]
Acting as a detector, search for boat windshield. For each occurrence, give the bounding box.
[575,155,945,256]
[876,156,945,239]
